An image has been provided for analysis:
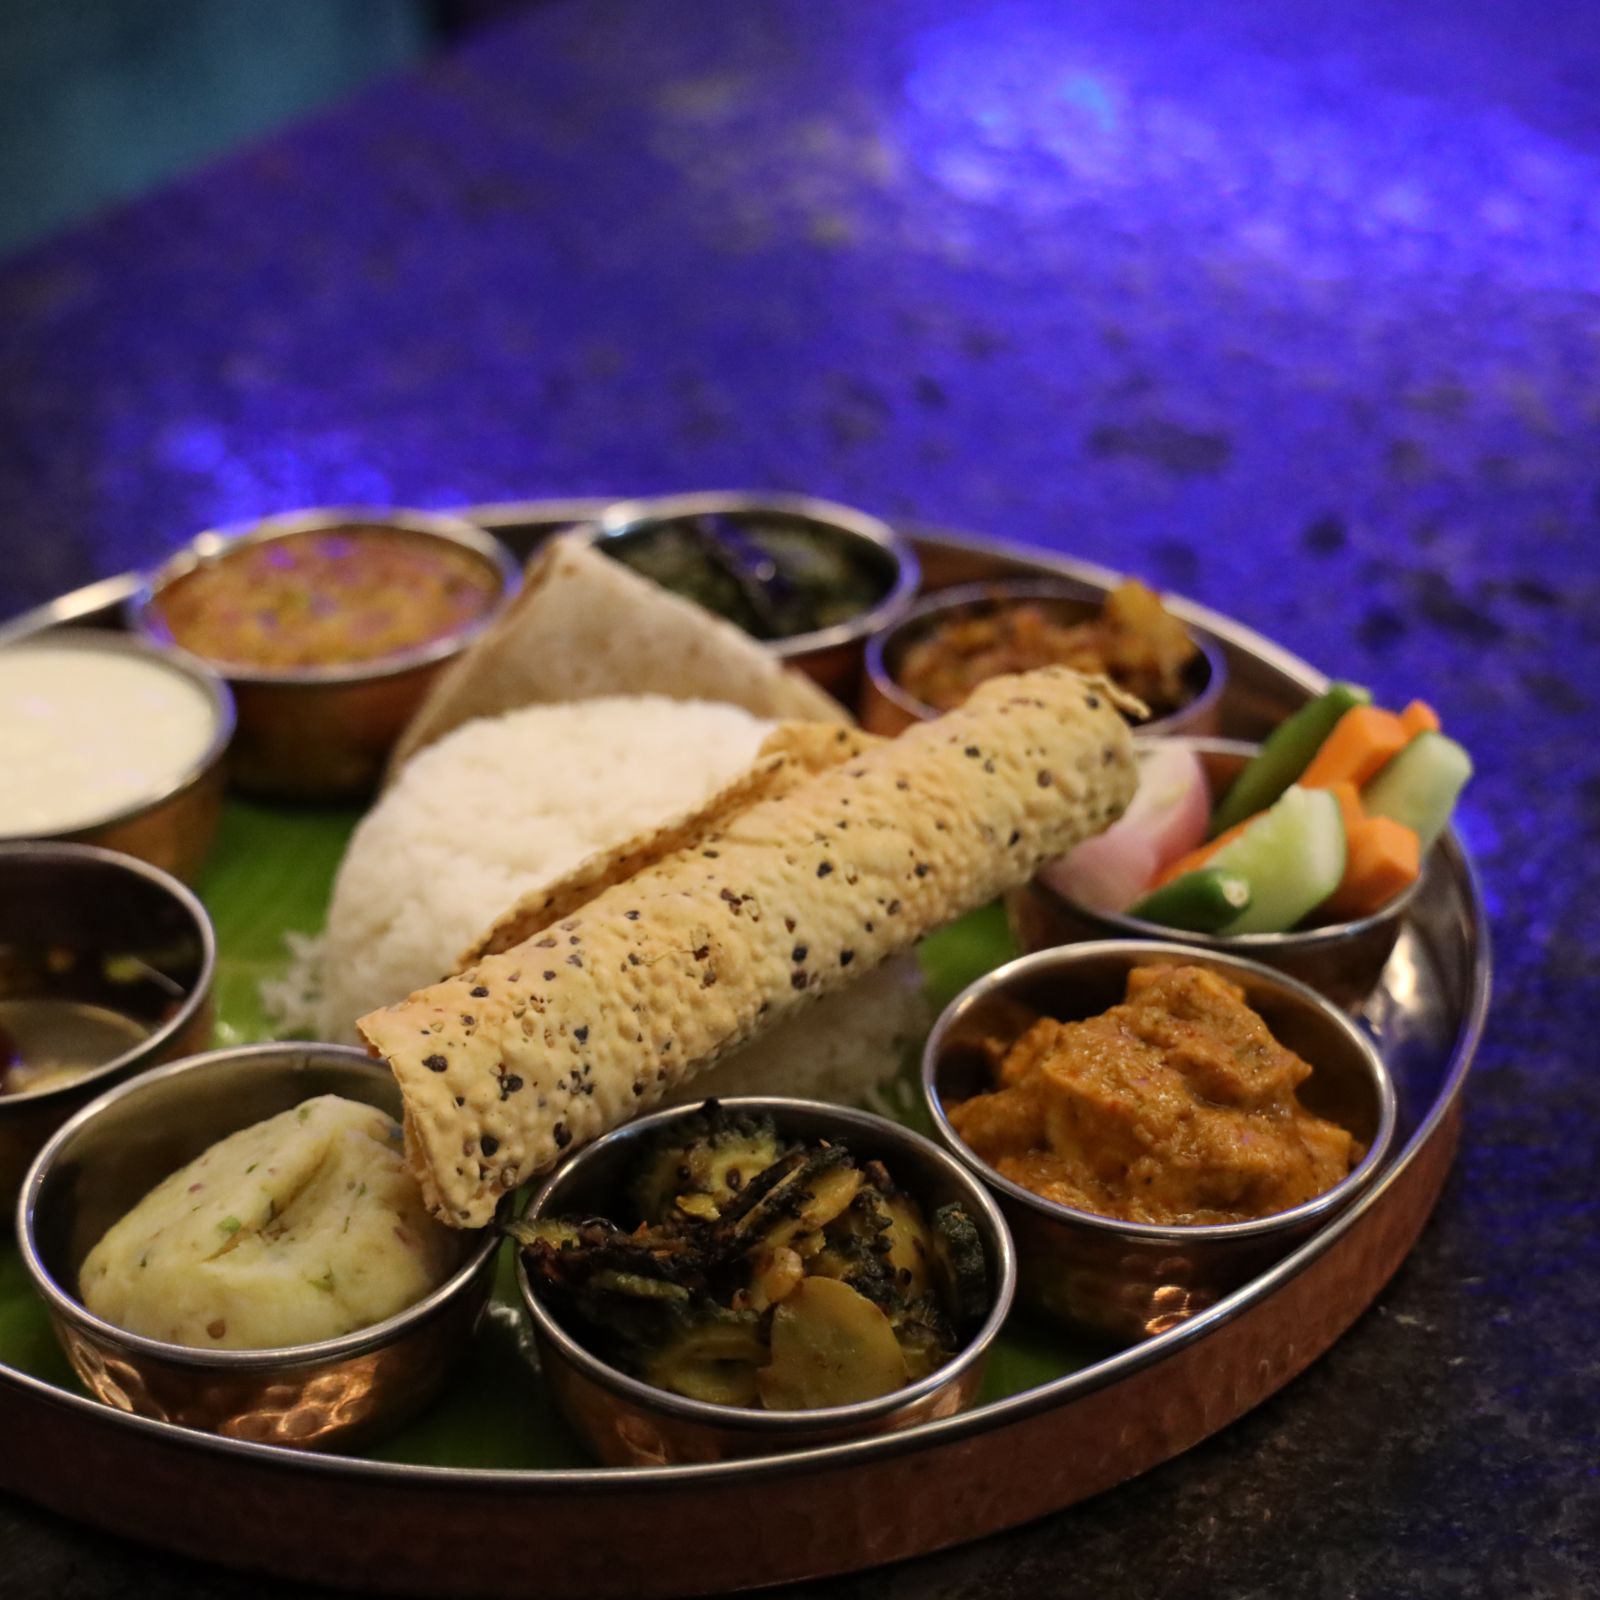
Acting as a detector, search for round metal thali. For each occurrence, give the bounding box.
[0,502,1490,1597]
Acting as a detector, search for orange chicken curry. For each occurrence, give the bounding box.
[947,964,1359,1226]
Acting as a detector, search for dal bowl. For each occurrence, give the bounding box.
[131,507,520,799]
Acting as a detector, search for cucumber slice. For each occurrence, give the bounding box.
[1129,868,1253,933]
[1362,731,1472,852]
[1210,682,1371,837]
[1208,786,1346,934]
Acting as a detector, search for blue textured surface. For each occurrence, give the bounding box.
[1,1,1596,1595]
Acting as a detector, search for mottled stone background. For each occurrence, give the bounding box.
[1,1,1595,1595]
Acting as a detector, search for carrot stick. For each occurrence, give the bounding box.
[1299,706,1410,789]
[1399,700,1440,737]
[1152,814,1253,887]
[1327,781,1364,838]
[1322,815,1420,920]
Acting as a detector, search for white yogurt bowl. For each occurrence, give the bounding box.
[0,629,234,883]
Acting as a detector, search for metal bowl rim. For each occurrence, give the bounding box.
[16,1042,501,1367]
[0,840,217,1112]
[515,1094,1017,1434]
[128,507,521,687]
[0,628,236,843]
[863,575,1229,737]
[586,490,922,658]
[921,938,1398,1244]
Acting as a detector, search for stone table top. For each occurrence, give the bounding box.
[1,2,1595,1596]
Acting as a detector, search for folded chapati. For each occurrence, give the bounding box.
[390,533,848,772]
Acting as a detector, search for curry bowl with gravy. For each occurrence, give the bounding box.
[0,842,215,1209]
[922,941,1395,1343]
[863,577,1226,738]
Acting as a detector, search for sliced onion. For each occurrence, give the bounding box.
[1044,744,1209,912]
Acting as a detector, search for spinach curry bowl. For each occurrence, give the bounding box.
[588,491,919,701]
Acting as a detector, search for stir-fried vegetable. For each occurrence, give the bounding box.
[628,1102,786,1222]
[512,1102,989,1411]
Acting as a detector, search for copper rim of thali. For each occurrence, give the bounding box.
[0,840,217,1111]
[0,510,1495,1502]
[585,489,922,658]
[863,575,1229,735]
[513,1095,1018,1437]
[16,1043,502,1367]
[127,506,523,687]
[0,630,236,845]
[1034,735,1426,951]
[919,939,1400,1246]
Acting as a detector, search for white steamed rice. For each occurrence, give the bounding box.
[262,696,927,1110]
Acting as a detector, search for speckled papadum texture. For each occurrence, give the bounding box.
[462,723,882,965]
[359,667,1137,1226]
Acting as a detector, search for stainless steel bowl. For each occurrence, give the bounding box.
[0,842,215,1209]
[17,1043,500,1449]
[130,507,521,800]
[514,1096,1016,1466]
[0,629,234,882]
[861,577,1227,738]
[1008,737,1422,1008]
[588,492,920,702]
[922,941,1397,1344]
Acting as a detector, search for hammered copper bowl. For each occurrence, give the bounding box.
[0,842,215,1211]
[588,491,920,702]
[861,577,1227,738]
[17,1043,500,1450]
[0,629,234,883]
[515,1096,1016,1466]
[923,941,1396,1346]
[1008,737,1422,1009]
[130,507,521,800]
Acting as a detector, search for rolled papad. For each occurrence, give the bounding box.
[460,723,882,967]
[360,667,1138,1226]
[390,533,848,772]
